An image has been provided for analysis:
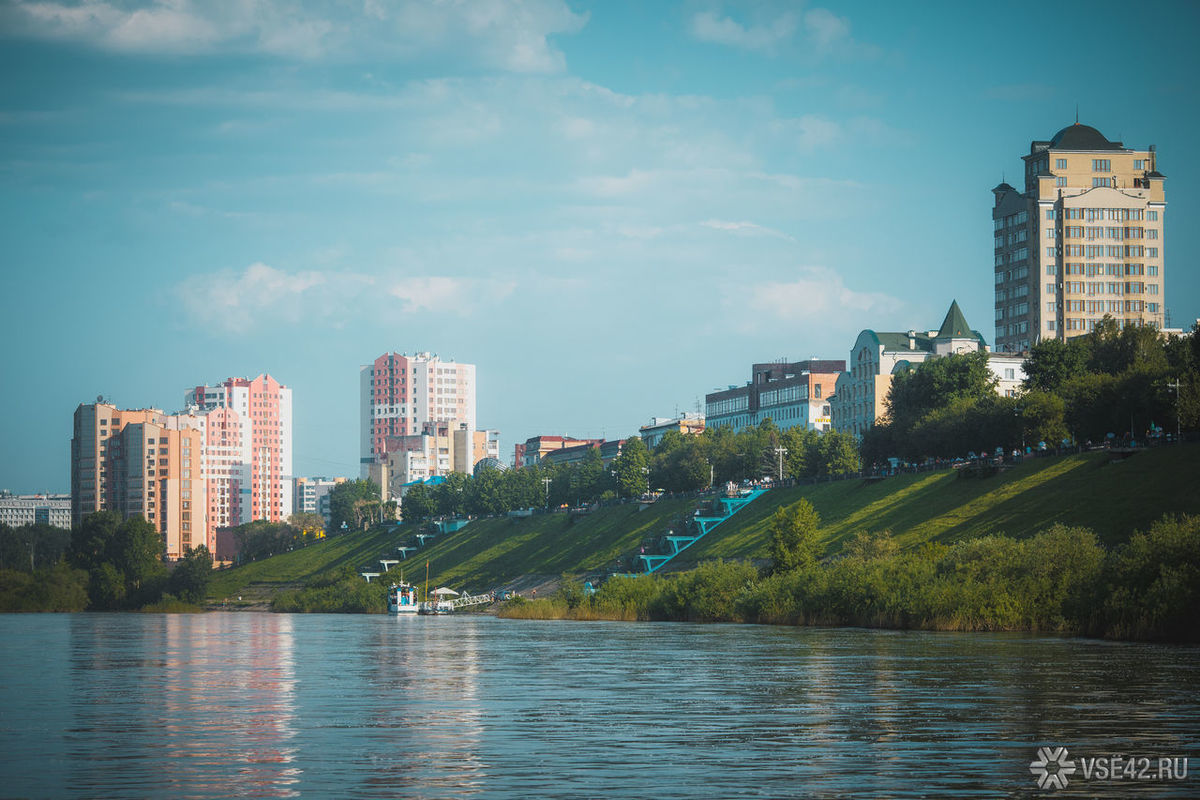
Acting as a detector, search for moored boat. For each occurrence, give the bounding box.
[388,582,419,614]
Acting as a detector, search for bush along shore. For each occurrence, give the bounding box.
[499,506,1200,643]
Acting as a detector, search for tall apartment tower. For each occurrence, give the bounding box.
[359,352,477,477]
[992,123,1166,353]
[71,403,207,559]
[184,374,293,524]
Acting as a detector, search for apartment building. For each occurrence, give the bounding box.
[0,493,72,529]
[705,359,844,434]
[184,374,293,524]
[71,403,207,559]
[993,123,1166,352]
[360,352,477,477]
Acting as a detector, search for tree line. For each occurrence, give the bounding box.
[861,318,1199,466]
[0,511,213,612]
[397,424,860,523]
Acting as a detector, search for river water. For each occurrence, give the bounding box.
[0,613,1196,798]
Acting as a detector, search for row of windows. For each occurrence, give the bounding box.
[1063,263,1158,277]
[1061,226,1155,241]
[995,266,1030,285]
[995,284,1029,303]
[1060,245,1151,258]
[1056,302,1156,316]
[1059,208,1158,222]
[993,210,1028,231]
[1055,281,1158,296]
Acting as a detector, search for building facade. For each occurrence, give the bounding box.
[993,123,1166,353]
[360,352,477,478]
[184,373,294,524]
[71,403,207,559]
[704,359,844,435]
[830,301,1024,437]
[0,493,72,529]
[638,413,706,450]
[515,435,603,468]
[541,439,625,468]
[293,476,344,523]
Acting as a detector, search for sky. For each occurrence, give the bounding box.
[2,0,1198,493]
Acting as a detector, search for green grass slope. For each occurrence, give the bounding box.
[684,445,1200,563]
[207,525,417,603]
[208,446,1200,605]
[206,497,694,603]
[392,497,694,592]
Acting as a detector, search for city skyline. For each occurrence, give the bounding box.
[3,0,1199,493]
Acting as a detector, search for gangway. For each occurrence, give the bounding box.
[450,592,494,610]
[380,559,399,571]
[396,546,416,559]
[360,572,381,582]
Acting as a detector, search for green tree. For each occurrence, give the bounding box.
[168,545,213,604]
[1018,390,1069,450]
[328,479,381,531]
[71,510,122,571]
[780,427,819,480]
[1022,337,1091,393]
[885,350,998,432]
[612,436,650,497]
[769,499,822,573]
[816,431,860,477]
[400,483,435,522]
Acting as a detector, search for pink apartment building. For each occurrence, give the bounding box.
[359,352,477,478]
[184,373,293,526]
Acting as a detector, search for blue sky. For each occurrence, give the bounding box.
[2,0,1198,493]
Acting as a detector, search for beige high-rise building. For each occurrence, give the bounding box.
[992,123,1166,353]
[71,403,207,559]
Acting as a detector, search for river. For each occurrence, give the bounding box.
[0,613,1196,798]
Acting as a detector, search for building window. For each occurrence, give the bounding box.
[1092,159,1111,172]
[1056,158,1067,169]
[1092,177,1112,188]
[1056,177,1067,187]
[1134,159,1145,170]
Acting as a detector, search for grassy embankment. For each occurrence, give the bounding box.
[207,496,696,607]
[209,446,1200,614]
[681,445,1200,564]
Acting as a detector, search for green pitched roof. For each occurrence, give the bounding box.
[936,300,973,339]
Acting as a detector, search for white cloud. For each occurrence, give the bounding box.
[388,277,516,315]
[1,0,587,71]
[803,8,850,51]
[176,262,334,334]
[689,9,797,53]
[700,219,795,241]
[174,263,519,334]
[688,5,856,56]
[726,267,903,332]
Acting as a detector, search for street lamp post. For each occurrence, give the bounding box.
[1167,379,1182,443]
[774,447,788,482]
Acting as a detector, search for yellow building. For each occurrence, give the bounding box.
[992,123,1166,353]
[72,403,207,560]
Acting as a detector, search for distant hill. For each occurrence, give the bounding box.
[208,445,1200,605]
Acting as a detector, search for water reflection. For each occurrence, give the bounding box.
[0,614,1196,799]
[64,613,299,799]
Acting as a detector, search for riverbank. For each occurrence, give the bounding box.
[498,515,1200,643]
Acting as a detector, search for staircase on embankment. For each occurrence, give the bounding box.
[634,489,766,574]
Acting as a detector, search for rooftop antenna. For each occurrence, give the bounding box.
[1075,104,1079,125]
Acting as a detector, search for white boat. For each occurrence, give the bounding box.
[388,582,419,614]
[418,587,459,615]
